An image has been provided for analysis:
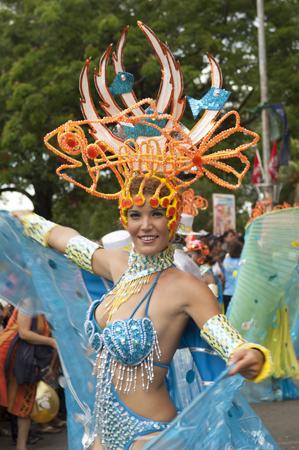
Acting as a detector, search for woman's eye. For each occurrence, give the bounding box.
[152,210,164,217]
[128,212,140,219]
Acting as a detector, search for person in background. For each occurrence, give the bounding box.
[222,238,243,313]
[208,236,225,287]
[0,309,56,450]
[221,229,237,253]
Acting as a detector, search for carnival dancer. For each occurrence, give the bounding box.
[12,22,275,450]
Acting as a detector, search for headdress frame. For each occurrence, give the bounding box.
[44,22,259,238]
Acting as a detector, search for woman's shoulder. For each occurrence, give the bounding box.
[163,267,208,295]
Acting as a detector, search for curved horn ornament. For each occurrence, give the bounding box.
[112,26,144,116]
[188,54,223,145]
[80,59,122,149]
[94,45,123,117]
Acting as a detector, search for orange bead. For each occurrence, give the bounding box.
[192,154,202,167]
[121,198,133,208]
[67,137,78,148]
[167,206,176,217]
[134,195,144,206]
[150,198,159,208]
[161,197,169,208]
[86,144,99,159]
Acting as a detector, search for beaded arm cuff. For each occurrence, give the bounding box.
[65,235,101,272]
[201,314,245,361]
[201,314,272,383]
[20,213,57,247]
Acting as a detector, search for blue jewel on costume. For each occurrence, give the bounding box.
[122,107,167,139]
[187,87,231,119]
[109,71,134,95]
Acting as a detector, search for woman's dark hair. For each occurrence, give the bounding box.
[129,175,171,198]
[227,238,243,258]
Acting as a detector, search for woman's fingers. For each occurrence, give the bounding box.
[228,348,264,379]
[228,353,247,376]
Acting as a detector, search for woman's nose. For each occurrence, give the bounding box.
[140,215,152,230]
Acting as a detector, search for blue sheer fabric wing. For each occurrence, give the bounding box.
[0,211,99,450]
[164,322,279,448]
[145,369,279,450]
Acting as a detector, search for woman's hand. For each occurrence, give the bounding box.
[229,347,265,380]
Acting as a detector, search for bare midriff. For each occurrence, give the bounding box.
[116,365,177,422]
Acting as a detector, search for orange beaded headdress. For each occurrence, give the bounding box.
[44,21,259,237]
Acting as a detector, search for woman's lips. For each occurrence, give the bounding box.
[139,235,158,243]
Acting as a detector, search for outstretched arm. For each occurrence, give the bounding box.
[182,273,272,383]
[13,211,128,282]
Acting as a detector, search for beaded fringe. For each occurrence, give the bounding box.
[105,274,151,321]
[94,330,161,393]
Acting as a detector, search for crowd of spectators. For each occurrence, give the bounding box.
[182,228,244,312]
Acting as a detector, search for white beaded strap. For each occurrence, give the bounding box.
[20,213,57,247]
[201,314,246,361]
[65,235,101,272]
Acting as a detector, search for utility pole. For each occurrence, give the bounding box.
[256,0,272,199]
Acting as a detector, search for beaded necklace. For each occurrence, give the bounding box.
[105,245,174,320]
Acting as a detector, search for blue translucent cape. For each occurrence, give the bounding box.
[0,212,279,449]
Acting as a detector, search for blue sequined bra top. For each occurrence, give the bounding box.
[85,271,169,375]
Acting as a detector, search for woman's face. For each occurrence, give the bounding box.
[127,198,169,256]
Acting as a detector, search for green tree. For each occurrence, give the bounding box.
[1,0,298,235]
[0,0,127,223]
